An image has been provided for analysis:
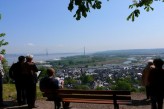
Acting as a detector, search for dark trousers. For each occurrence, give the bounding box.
[15,81,26,104]
[146,85,150,99]
[151,95,163,109]
[54,96,61,109]
[26,83,36,107]
[55,97,70,109]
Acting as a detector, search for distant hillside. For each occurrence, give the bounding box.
[93,48,164,56]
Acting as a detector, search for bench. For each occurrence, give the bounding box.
[41,89,132,109]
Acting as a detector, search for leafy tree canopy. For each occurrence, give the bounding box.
[0,33,8,54]
[0,15,8,55]
[68,0,163,21]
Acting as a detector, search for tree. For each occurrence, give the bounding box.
[0,15,9,83]
[2,58,10,83]
[0,33,8,54]
[80,74,94,84]
[64,77,77,85]
[111,79,132,90]
[68,0,163,21]
[74,85,90,90]
[0,15,8,55]
[95,86,106,90]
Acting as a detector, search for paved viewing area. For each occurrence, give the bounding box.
[1,93,158,109]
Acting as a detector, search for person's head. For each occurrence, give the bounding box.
[18,56,25,63]
[147,60,153,66]
[153,58,163,68]
[47,68,55,77]
[26,54,33,62]
[0,54,4,61]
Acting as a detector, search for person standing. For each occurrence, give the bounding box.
[23,55,38,108]
[148,58,164,109]
[141,60,154,100]
[9,56,26,105]
[0,54,4,106]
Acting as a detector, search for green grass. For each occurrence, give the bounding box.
[3,84,16,100]
[3,84,44,100]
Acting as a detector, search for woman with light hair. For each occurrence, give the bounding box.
[142,59,154,100]
[23,54,38,108]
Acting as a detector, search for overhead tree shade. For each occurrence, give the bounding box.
[68,0,163,21]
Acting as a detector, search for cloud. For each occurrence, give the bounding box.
[27,43,35,46]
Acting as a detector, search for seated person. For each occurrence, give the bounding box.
[40,68,69,109]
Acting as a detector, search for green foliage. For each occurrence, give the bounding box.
[64,77,77,85]
[2,59,10,83]
[3,84,16,100]
[38,67,47,80]
[127,0,154,21]
[106,77,113,83]
[49,55,121,68]
[0,14,8,54]
[74,84,90,90]
[68,0,102,20]
[0,14,9,83]
[95,86,106,90]
[3,84,43,100]
[80,73,94,84]
[0,33,8,54]
[127,9,140,22]
[111,78,132,90]
[68,0,162,21]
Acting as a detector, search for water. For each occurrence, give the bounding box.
[123,57,137,64]
[5,53,82,66]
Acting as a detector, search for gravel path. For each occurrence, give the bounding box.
[1,93,154,109]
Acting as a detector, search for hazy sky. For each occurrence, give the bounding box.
[0,0,164,54]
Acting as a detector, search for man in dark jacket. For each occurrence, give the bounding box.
[148,58,164,109]
[9,56,26,105]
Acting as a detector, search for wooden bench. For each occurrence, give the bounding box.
[41,89,132,109]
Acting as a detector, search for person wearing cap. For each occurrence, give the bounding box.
[141,60,154,100]
[0,54,4,106]
[148,58,164,109]
[23,54,38,108]
[9,56,26,105]
[39,68,69,109]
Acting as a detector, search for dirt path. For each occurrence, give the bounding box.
[1,93,154,109]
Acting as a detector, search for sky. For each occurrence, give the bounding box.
[0,0,164,54]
